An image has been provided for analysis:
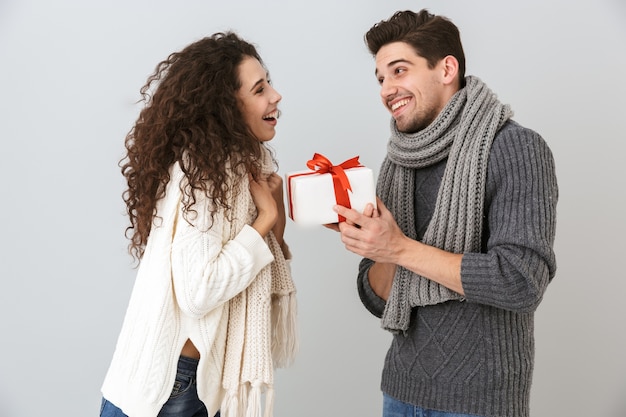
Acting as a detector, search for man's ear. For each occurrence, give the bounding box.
[440,55,459,86]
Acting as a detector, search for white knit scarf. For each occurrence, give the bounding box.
[220,146,298,417]
[379,76,513,333]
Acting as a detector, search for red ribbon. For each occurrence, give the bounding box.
[288,153,362,223]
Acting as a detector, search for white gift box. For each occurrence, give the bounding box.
[286,161,377,226]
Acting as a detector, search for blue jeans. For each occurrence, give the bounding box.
[383,394,484,417]
[100,356,219,417]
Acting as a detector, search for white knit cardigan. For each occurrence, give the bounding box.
[101,162,280,417]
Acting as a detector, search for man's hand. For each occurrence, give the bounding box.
[325,199,403,300]
[325,197,465,297]
[333,198,408,265]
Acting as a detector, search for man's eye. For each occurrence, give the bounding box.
[377,77,384,85]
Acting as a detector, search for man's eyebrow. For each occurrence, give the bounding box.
[375,59,412,77]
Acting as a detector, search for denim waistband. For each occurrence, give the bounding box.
[177,355,200,376]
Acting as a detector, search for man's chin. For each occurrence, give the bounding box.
[395,118,428,134]
[396,122,420,134]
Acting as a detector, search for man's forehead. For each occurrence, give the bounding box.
[375,47,418,76]
[376,43,417,64]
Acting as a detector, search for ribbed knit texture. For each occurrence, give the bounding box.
[221,146,298,417]
[380,76,513,333]
[358,119,558,417]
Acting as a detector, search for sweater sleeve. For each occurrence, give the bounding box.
[170,190,274,319]
[356,257,387,318]
[460,123,558,313]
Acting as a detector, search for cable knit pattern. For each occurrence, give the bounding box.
[380,76,513,332]
[101,147,297,417]
[358,119,558,417]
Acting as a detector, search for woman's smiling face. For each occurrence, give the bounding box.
[236,56,282,142]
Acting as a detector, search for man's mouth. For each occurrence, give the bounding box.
[390,99,410,112]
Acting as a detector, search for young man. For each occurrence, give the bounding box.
[327,9,558,417]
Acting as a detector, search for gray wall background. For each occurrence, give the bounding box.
[1,0,625,416]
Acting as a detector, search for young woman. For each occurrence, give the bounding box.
[100,32,297,417]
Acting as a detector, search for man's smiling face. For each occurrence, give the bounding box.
[375,41,450,133]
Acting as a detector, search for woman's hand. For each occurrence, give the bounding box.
[266,173,287,245]
[249,174,278,239]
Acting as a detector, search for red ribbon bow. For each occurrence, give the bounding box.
[288,153,362,223]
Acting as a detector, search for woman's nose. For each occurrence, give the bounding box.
[271,86,282,103]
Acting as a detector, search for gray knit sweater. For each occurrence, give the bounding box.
[357,120,558,417]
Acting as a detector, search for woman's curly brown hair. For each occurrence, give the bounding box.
[120,32,270,261]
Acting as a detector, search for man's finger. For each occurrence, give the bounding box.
[333,204,363,225]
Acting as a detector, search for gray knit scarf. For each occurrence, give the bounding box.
[380,76,513,333]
